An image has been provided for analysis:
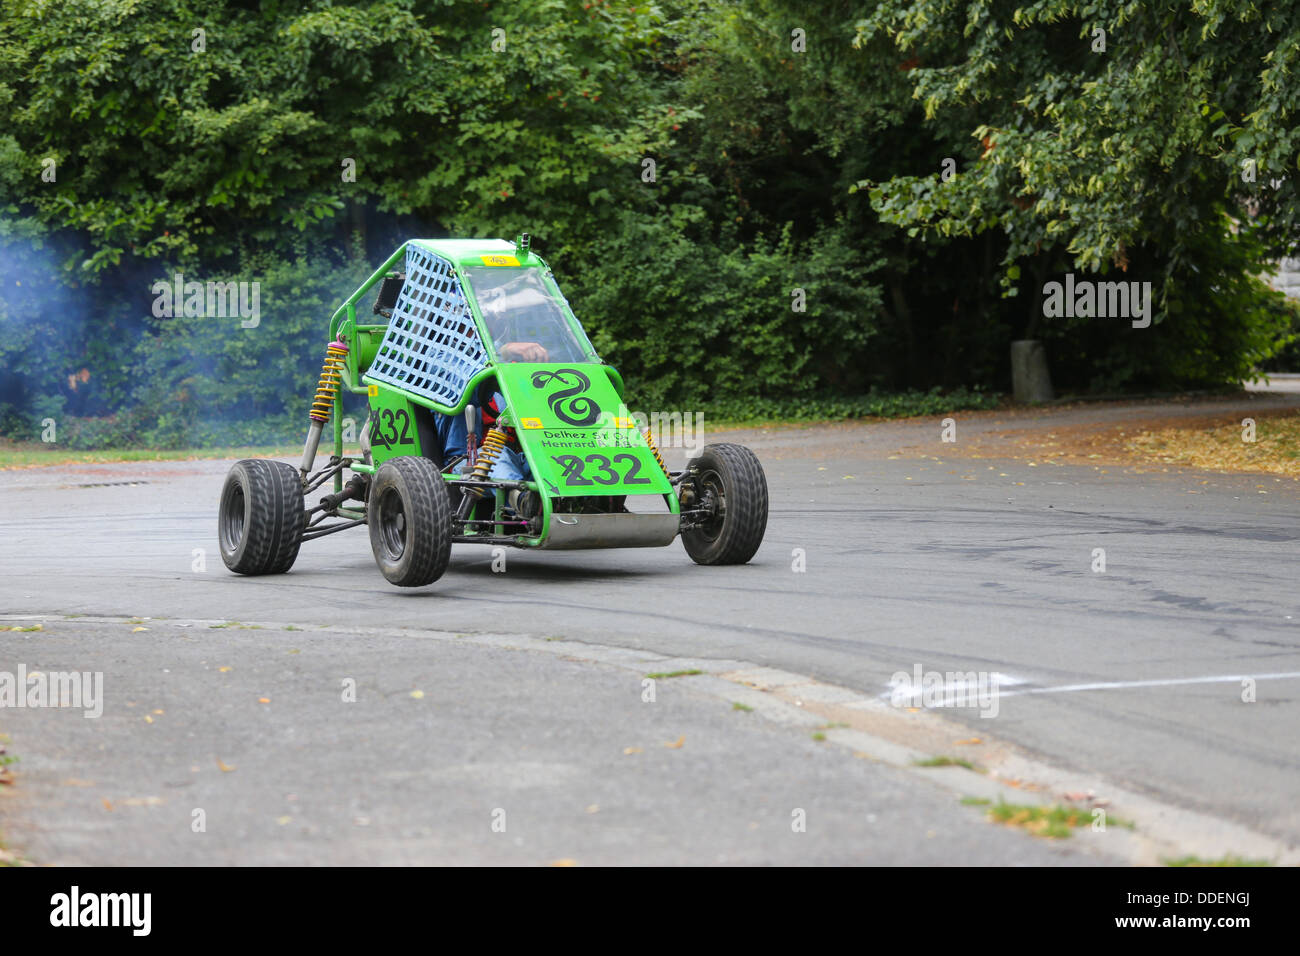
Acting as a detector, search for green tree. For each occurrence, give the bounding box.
[858,0,1299,388]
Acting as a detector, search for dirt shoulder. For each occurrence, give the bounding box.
[885,390,1300,477]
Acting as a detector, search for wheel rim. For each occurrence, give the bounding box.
[220,483,246,553]
[377,487,408,560]
[694,469,726,542]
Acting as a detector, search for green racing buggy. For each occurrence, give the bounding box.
[218,235,769,587]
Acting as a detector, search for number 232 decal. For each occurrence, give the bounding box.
[553,453,650,486]
[370,408,413,448]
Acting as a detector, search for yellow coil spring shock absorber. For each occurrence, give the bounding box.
[300,338,349,477]
[643,427,670,478]
[457,426,509,520]
[470,427,509,486]
[311,340,348,423]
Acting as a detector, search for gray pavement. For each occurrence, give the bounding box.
[0,618,1101,866]
[2,398,1299,864]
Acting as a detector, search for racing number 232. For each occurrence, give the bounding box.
[370,408,413,449]
[553,453,650,486]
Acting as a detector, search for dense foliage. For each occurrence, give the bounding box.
[1,0,1297,447]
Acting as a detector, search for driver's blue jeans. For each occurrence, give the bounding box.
[434,412,529,484]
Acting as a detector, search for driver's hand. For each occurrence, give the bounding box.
[498,341,549,362]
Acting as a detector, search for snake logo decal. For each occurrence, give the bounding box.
[530,368,601,426]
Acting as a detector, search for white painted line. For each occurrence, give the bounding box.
[999,671,1300,698]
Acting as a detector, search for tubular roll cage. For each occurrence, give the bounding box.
[310,240,664,545]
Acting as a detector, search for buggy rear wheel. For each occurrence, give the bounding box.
[368,456,452,587]
[218,459,305,575]
[680,443,768,565]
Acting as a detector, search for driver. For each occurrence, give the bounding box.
[433,385,536,523]
[496,341,548,363]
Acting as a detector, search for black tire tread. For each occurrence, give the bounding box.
[369,456,452,587]
[681,442,768,565]
[220,459,305,575]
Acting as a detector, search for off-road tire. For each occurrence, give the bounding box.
[368,456,453,587]
[681,443,768,565]
[218,459,305,575]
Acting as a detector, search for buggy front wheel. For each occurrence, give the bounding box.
[680,443,768,565]
[368,456,453,587]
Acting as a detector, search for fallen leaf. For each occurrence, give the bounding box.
[663,735,685,749]
[550,859,579,867]
[218,666,232,673]
[276,816,292,826]
[132,626,148,632]
[585,804,599,814]
[101,798,114,811]
[217,759,236,773]
[622,746,642,755]
[955,737,982,746]
[143,715,153,724]
[258,697,270,704]
[409,690,425,699]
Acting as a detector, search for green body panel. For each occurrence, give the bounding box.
[492,363,674,500]
[364,387,426,468]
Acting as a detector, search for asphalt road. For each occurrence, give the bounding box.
[2,396,1299,864]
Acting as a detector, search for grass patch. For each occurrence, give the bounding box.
[914,755,977,770]
[0,736,20,863]
[0,838,29,866]
[810,732,826,741]
[984,800,1095,839]
[645,669,703,679]
[209,621,263,630]
[731,702,753,712]
[0,735,28,867]
[1164,855,1275,867]
[0,440,311,470]
[961,796,991,806]
[703,387,1000,430]
[1128,410,1300,477]
[2,624,41,632]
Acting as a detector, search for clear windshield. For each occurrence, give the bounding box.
[463,266,595,364]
